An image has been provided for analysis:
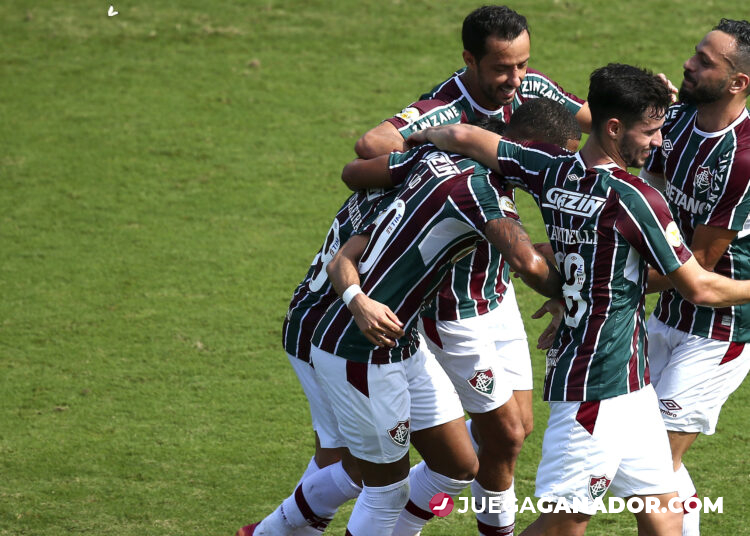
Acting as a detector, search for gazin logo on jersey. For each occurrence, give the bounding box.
[541,188,606,218]
[429,493,454,517]
[387,419,410,447]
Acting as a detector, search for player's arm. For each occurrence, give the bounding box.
[326,234,405,347]
[574,101,591,134]
[484,218,563,299]
[355,122,407,159]
[341,154,393,191]
[408,124,502,173]
[664,254,750,307]
[647,224,738,293]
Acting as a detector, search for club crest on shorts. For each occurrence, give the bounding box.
[588,475,611,501]
[388,419,410,447]
[468,368,495,396]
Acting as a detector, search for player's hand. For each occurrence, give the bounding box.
[348,293,405,348]
[531,299,564,350]
[406,129,429,148]
[657,73,678,103]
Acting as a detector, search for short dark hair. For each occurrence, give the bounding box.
[715,18,750,78]
[587,63,671,132]
[462,5,529,61]
[505,98,582,146]
[470,115,507,135]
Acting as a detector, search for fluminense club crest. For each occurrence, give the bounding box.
[388,419,410,447]
[694,166,714,193]
[468,368,495,396]
[588,475,612,501]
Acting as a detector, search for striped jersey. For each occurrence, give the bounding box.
[311,144,519,364]
[385,67,584,320]
[496,140,693,401]
[644,103,750,342]
[282,187,399,363]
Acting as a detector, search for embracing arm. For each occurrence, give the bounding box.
[407,124,502,173]
[326,234,405,347]
[648,224,738,294]
[355,122,407,159]
[665,255,750,307]
[341,154,393,191]
[484,218,563,299]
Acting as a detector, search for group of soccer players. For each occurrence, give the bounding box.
[237,6,750,536]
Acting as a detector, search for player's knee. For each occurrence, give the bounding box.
[447,454,479,482]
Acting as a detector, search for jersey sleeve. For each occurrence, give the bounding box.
[699,148,750,231]
[519,69,584,115]
[387,144,436,187]
[495,139,567,198]
[384,99,466,139]
[448,169,520,235]
[613,174,693,275]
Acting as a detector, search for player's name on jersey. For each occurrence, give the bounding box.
[664,181,709,215]
[404,106,461,131]
[546,224,598,245]
[519,77,570,104]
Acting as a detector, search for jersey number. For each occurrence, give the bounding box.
[308,219,341,292]
[556,252,586,328]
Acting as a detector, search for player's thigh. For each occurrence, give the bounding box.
[310,345,411,465]
[288,353,346,449]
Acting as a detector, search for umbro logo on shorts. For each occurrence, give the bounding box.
[387,419,410,447]
[660,399,682,412]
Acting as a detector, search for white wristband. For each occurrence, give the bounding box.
[342,284,363,307]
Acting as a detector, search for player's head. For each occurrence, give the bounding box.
[469,115,507,136]
[680,19,750,104]
[462,6,530,108]
[504,98,582,151]
[587,63,671,168]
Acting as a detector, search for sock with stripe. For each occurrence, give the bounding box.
[346,477,410,536]
[391,462,472,536]
[676,463,700,536]
[472,479,516,535]
[254,461,360,535]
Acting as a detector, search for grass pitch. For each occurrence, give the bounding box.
[1,1,749,534]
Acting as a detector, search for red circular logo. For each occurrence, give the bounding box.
[429,493,454,517]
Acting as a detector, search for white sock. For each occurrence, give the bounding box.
[298,456,320,484]
[676,464,700,536]
[255,462,358,535]
[466,419,480,454]
[391,462,472,536]
[472,479,516,535]
[346,478,410,536]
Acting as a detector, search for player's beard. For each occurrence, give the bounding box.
[678,72,729,105]
[619,137,651,168]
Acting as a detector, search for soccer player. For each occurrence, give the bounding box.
[310,136,563,536]
[408,62,750,536]
[640,19,750,536]
[344,100,581,536]
[354,6,589,533]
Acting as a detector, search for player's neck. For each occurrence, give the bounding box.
[579,136,624,171]
[459,71,502,112]
[694,97,746,133]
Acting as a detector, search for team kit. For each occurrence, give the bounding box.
[240,6,750,536]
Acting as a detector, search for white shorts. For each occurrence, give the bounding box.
[647,316,750,435]
[287,354,346,449]
[311,344,464,464]
[535,385,676,515]
[420,287,530,414]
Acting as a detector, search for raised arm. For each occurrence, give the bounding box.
[355,122,407,159]
[408,124,502,172]
[326,234,405,347]
[484,218,563,299]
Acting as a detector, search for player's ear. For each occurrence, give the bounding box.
[728,71,750,96]
[463,49,476,69]
[605,118,621,140]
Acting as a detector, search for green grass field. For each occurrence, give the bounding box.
[1,1,749,534]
